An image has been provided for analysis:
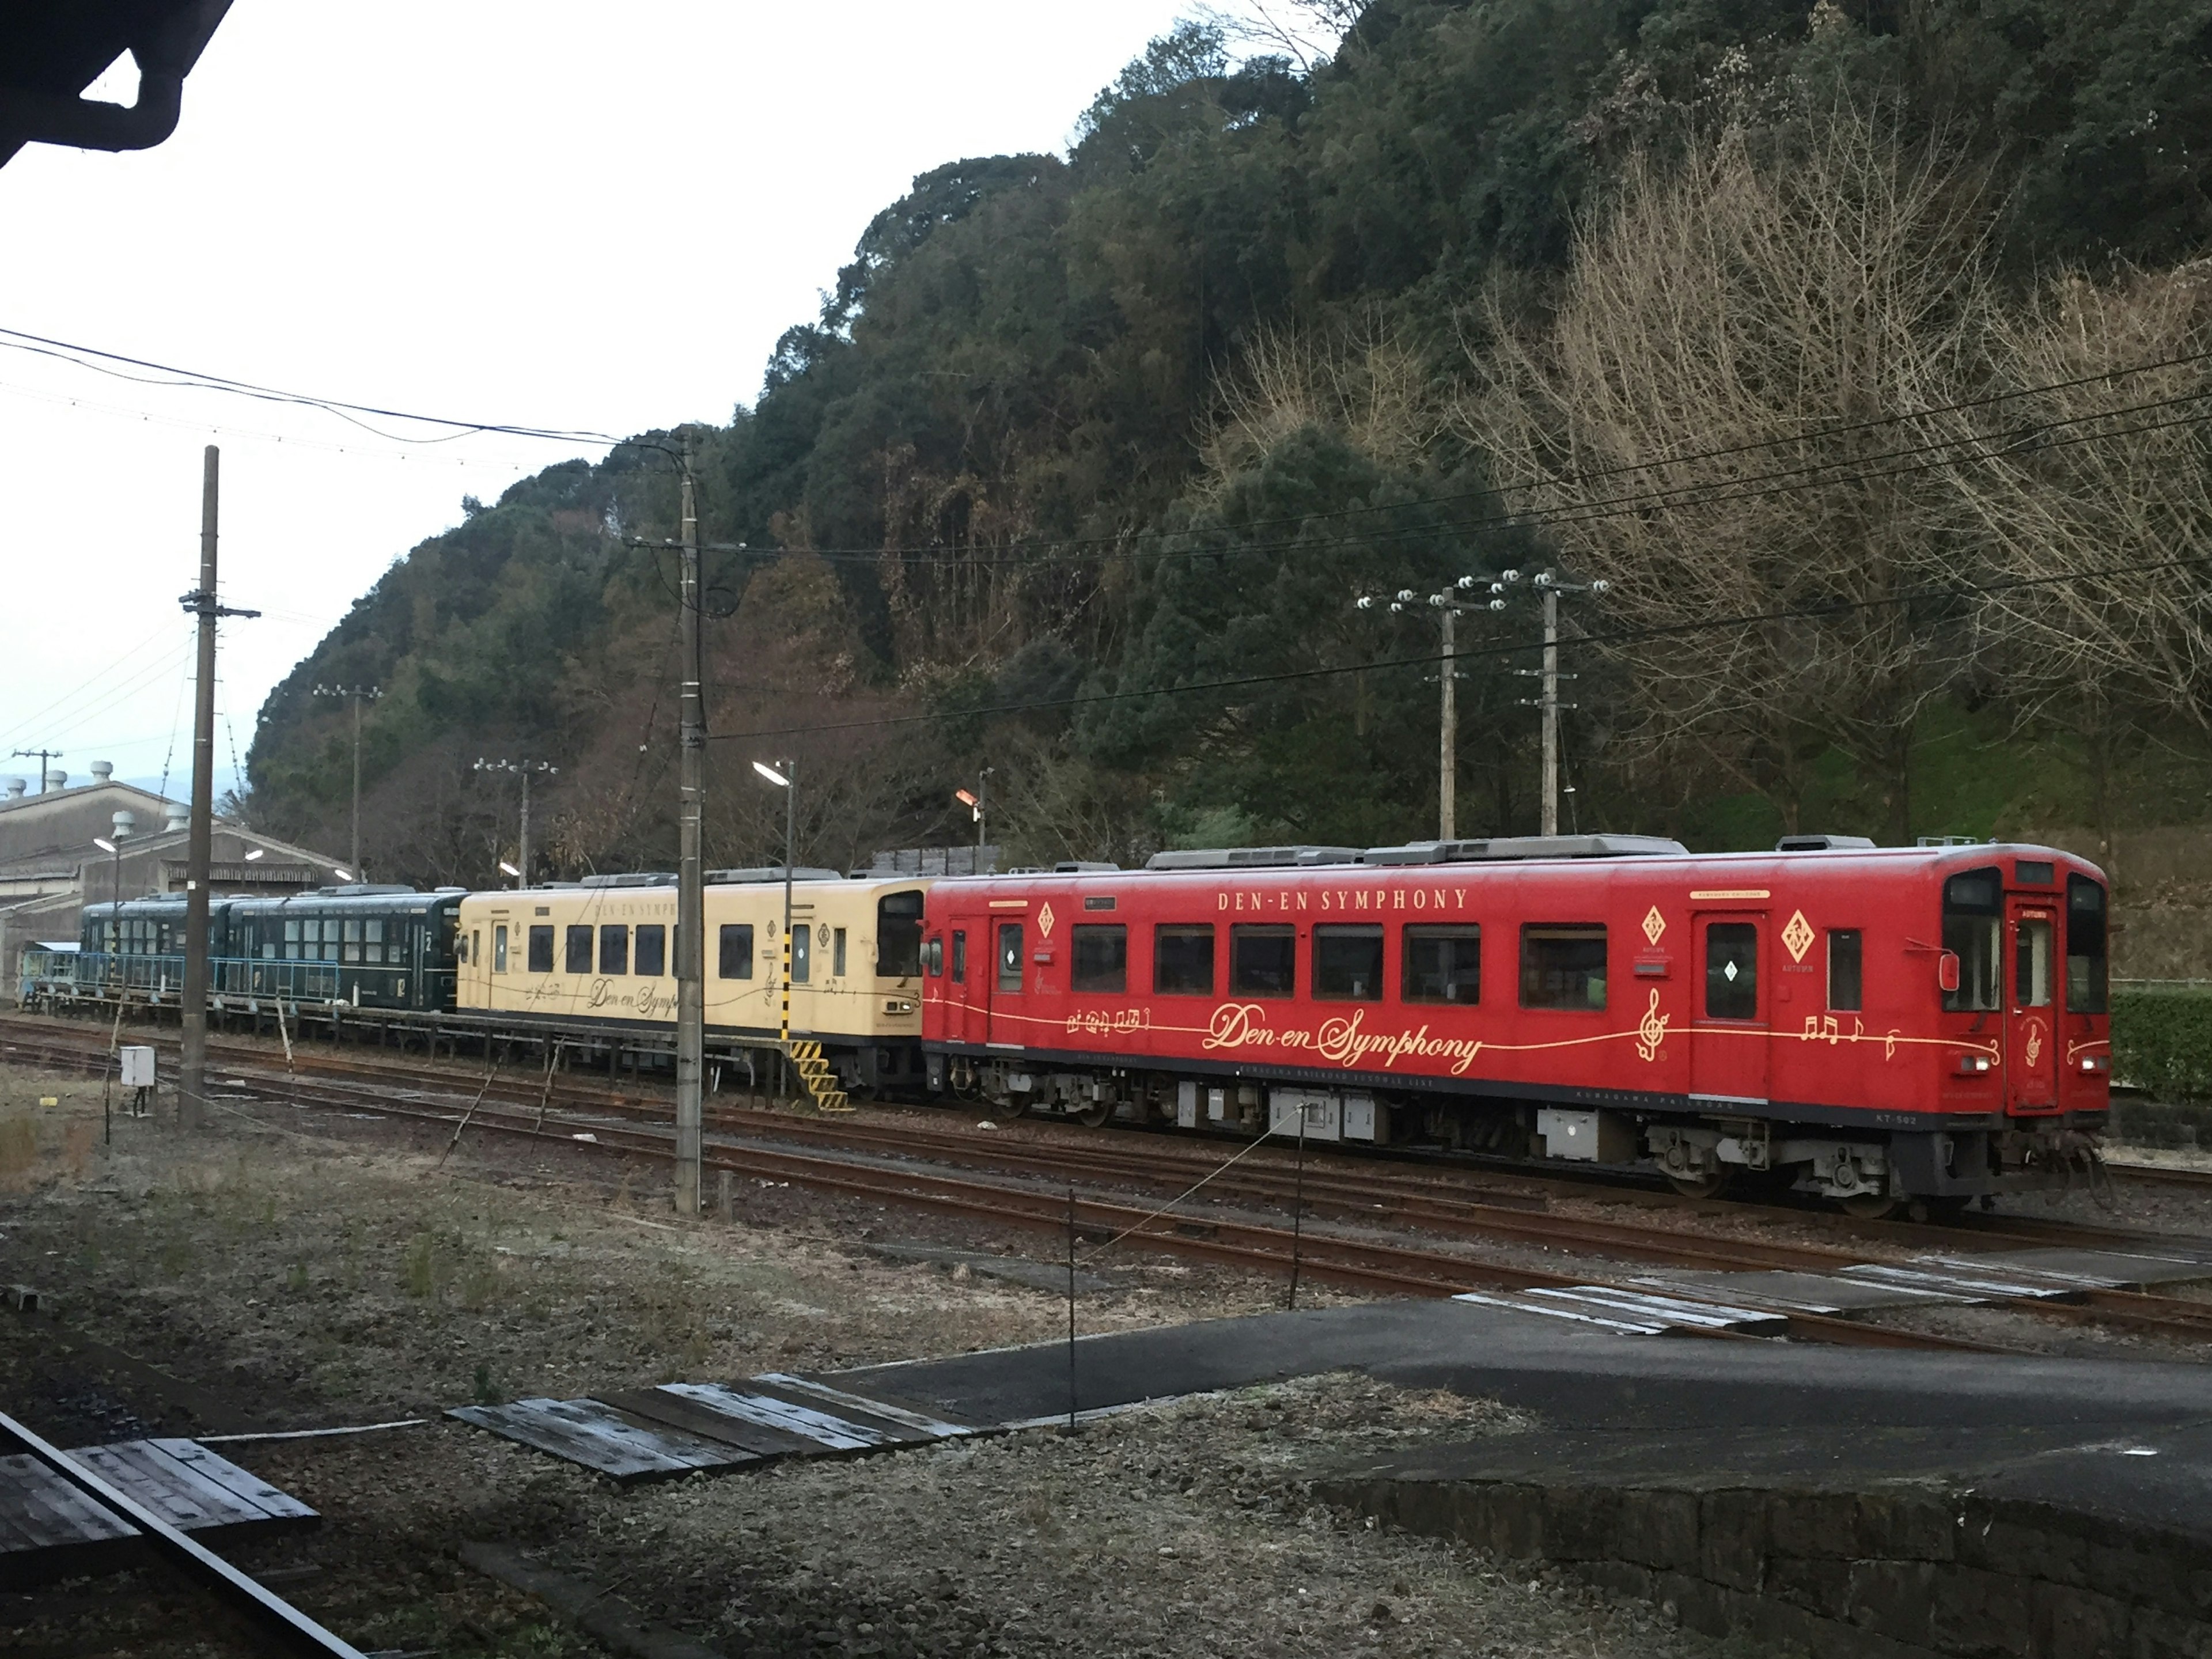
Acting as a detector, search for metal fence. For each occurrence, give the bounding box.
[20,950,343,1005]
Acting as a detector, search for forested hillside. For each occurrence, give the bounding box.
[245,0,2212,933]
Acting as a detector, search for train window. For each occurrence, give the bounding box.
[1230,926,1297,997]
[1827,930,1862,1011]
[831,927,847,977]
[793,925,812,984]
[719,923,755,979]
[1521,925,1607,1010]
[599,925,629,976]
[2016,917,2053,1009]
[925,937,944,978]
[997,923,1023,993]
[285,918,301,961]
[1704,923,1758,1020]
[366,918,384,964]
[527,925,555,974]
[2066,876,2108,1013]
[324,925,340,962]
[2016,860,2055,886]
[493,925,509,974]
[1071,925,1127,993]
[951,931,967,984]
[876,890,924,977]
[1942,867,2002,1013]
[303,919,319,945]
[1154,926,1215,996]
[636,925,667,978]
[344,919,362,964]
[566,925,592,974]
[1401,925,1479,1005]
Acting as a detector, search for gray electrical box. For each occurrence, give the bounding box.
[118,1046,156,1088]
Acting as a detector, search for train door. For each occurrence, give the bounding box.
[947,921,985,1045]
[1689,912,1770,1107]
[987,917,1025,1046]
[2006,896,2059,1114]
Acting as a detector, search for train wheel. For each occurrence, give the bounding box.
[1838,1192,1900,1220]
[1075,1100,1112,1128]
[1664,1169,1732,1201]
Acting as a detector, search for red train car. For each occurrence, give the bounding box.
[917,835,2111,1213]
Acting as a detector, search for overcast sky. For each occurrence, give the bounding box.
[0,2,1268,799]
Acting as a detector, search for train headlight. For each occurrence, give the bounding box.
[2080,1054,2110,1074]
[1953,1052,1994,1075]
[884,998,916,1015]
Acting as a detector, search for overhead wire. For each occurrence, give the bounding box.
[707,550,2212,745]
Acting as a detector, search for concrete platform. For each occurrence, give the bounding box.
[834,1302,2212,1657]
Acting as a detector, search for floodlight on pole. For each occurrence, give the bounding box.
[331,867,353,882]
[93,837,115,854]
[92,835,124,979]
[243,847,263,861]
[752,760,791,788]
[498,861,521,881]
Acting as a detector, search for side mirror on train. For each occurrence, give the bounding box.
[1937,951,1960,994]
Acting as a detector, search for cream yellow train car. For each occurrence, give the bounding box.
[455,870,930,1091]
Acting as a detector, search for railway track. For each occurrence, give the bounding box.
[9,1017,2211,1354]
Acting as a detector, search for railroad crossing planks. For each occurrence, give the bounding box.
[0,1439,317,1588]
[449,1374,984,1482]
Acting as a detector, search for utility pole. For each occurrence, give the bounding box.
[315,684,381,877]
[10,749,62,790]
[673,442,705,1219]
[178,446,258,1129]
[1539,582,1560,838]
[473,757,556,883]
[1489,567,1607,838]
[1438,606,1457,841]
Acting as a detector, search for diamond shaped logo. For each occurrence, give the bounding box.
[1037,901,1056,939]
[1782,909,1815,963]
[1642,905,1666,946]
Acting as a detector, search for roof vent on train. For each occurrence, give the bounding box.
[577,872,677,888]
[1776,834,1877,852]
[315,883,416,896]
[1363,834,1688,865]
[706,866,844,884]
[1143,846,1363,871]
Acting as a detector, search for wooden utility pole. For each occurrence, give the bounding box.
[178,446,258,1129]
[1539,582,1559,838]
[315,684,381,876]
[1438,605,1457,842]
[673,442,705,1217]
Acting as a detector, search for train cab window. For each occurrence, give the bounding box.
[566,925,593,974]
[365,918,385,964]
[1230,926,1296,997]
[718,923,755,979]
[1827,930,1862,1011]
[1521,925,1607,1010]
[996,923,1022,993]
[343,919,362,964]
[925,937,944,978]
[1941,868,2002,1012]
[635,924,667,978]
[1154,925,1215,996]
[951,931,967,984]
[1401,925,1479,1005]
[1704,923,1758,1020]
[876,890,924,977]
[527,925,555,974]
[2016,916,2054,1009]
[832,927,847,978]
[599,925,629,976]
[2066,876,2108,1014]
[493,925,510,974]
[1071,925,1127,993]
[793,925,812,984]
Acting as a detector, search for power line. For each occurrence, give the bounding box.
[706,551,2212,744]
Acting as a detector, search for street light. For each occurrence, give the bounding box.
[475,757,558,885]
[753,759,797,1049]
[498,861,521,883]
[955,765,993,852]
[243,847,264,861]
[331,866,353,883]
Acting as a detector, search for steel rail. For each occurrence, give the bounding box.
[0,1408,365,1657]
